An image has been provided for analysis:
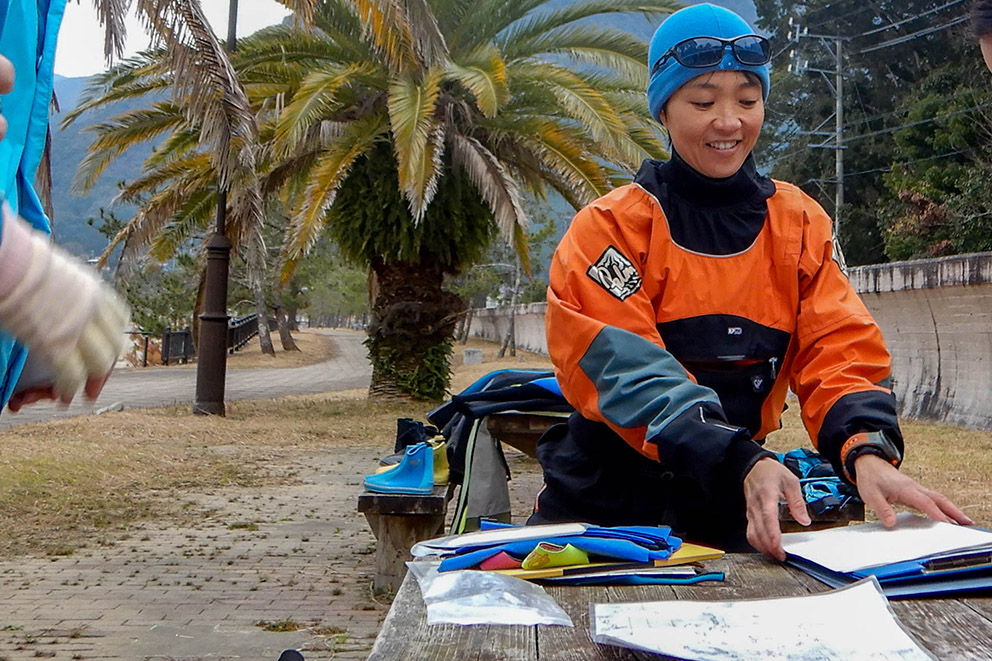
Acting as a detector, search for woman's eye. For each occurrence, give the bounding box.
[740,99,758,108]
[691,101,713,109]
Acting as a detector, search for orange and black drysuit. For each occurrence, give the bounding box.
[530,152,902,549]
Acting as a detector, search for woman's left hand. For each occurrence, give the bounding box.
[743,457,811,561]
[854,454,974,527]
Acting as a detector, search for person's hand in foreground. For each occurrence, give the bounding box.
[7,372,111,412]
[853,454,973,528]
[743,456,810,561]
[0,207,129,410]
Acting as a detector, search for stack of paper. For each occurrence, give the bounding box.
[782,513,992,598]
[591,578,934,660]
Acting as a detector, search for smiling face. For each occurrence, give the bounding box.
[658,70,764,179]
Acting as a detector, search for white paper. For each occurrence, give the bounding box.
[591,578,934,660]
[780,513,992,573]
[409,522,588,557]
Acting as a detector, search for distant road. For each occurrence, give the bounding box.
[0,329,372,429]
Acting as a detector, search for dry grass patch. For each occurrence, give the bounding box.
[0,394,429,558]
[2,336,990,560]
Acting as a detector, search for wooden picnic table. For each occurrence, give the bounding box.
[368,553,992,660]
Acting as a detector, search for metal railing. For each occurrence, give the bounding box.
[161,326,195,365]
[160,314,276,365]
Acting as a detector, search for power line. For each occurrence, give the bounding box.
[845,101,992,143]
[844,148,971,178]
[859,0,966,38]
[857,15,968,54]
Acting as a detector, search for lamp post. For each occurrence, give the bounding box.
[193,0,238,415]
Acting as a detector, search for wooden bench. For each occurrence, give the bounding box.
[485,411,569,458]
[357,485,449,593]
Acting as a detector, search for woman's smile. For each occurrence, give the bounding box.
[659,70,764,179]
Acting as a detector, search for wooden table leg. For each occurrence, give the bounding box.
[364,511,445,593]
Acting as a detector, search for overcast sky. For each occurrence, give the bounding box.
[54,0,292,78]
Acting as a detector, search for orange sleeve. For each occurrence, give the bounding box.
[789,193,903,475]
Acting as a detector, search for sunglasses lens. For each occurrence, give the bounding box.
[674,38,725,67]
[733,36,770,65]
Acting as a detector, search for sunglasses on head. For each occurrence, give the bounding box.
[651,35,771,75]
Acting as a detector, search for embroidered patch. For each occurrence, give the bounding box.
[586,246,642,301]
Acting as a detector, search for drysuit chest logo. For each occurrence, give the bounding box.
[587,246,642,301]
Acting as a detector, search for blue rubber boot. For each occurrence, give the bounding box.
[363,442,434,494]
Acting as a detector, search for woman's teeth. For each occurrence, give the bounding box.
[709,141,739,150]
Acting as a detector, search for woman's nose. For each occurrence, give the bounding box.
[712,105,743,132]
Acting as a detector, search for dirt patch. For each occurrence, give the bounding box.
[146,328,337,371]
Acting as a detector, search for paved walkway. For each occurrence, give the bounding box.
[0,329,396,659]
[0,329,372,430]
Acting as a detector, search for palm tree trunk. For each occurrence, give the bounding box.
[253,284,275,355]
[273,286,299,351]
[366,258,461,402]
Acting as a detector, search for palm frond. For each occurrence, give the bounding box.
[136,0,258,188]
[388,68,445,219]
[278,0,320,28]
[517,120,612,203]
[61,52,170,128]
[443,45,509,118]
[147,186,216,261]
[504,26,649,84]
[92,0,133,61]
[448,131,526,242]
[350,0,420,73]
[285,113,389,260]
[274,63,378,157]
[497,0,676,48]
[72,103,186,193]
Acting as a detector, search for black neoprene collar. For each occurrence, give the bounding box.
[634,150,776,255]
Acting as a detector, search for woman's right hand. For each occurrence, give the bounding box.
[743,456,811,560]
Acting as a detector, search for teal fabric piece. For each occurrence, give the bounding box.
[0,0,68,406]
[578,326,721,439]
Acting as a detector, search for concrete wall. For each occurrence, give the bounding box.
[468,252,992,430]
[467,303,549,356]
[848,253,992,431]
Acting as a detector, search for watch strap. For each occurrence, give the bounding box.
[840,431,902,484]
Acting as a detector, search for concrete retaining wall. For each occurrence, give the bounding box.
[848,253,992,431]
[468,252,992,430]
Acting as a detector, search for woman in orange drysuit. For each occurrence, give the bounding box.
[531,3,971,558]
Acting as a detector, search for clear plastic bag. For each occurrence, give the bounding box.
[406,561,574,627]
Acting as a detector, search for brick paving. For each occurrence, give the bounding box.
[0,330,546,660]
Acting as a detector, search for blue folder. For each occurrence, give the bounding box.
[786,544,992,599]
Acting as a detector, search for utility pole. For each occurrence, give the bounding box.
[193,0,238,415]
[787,19,848,270]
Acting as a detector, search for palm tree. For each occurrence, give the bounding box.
[74,0,674,401]
[241,0,675,400]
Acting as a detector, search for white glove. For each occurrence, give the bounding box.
[0,203,130,400]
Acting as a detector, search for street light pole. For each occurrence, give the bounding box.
[193,0,238,416]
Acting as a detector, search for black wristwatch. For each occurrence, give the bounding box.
[840,430,902,484]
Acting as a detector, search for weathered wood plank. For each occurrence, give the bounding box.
[891,599,992,660]
[536,585,650,659]
[372,555,992,659]
[357,485,448,515]
[368,572,538,660]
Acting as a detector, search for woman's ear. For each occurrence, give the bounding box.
[657,108,668,129]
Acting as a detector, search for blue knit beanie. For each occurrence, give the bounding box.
[647,4,770,121]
